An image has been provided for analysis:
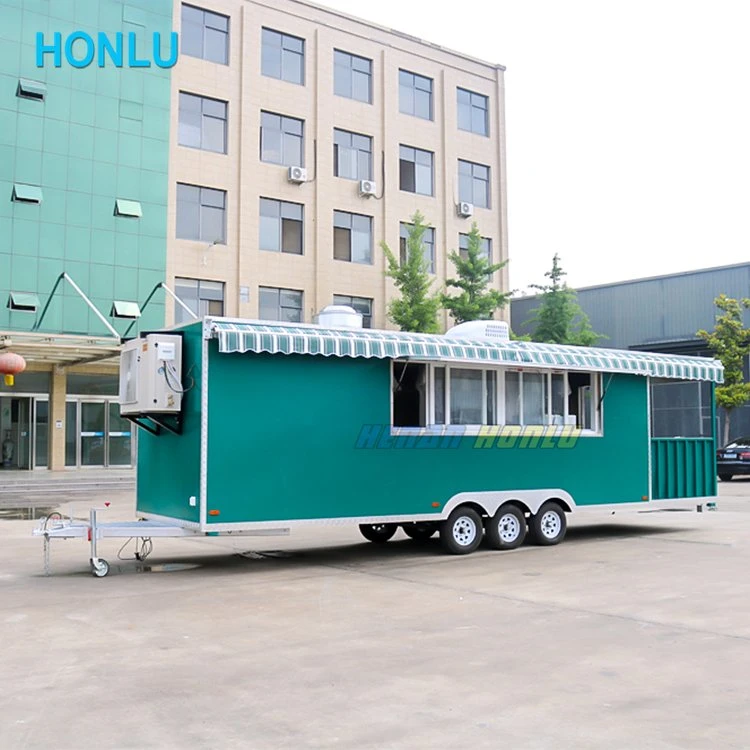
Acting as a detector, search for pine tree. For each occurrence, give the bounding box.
[381,211,441,333]
[526,254,601,346]
[697,294,750,444]
[442,222,510,324]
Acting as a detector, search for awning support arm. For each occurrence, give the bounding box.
[122,283,198,339]
[34,273,120,339]
[598,374,615,409]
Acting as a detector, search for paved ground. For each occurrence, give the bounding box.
[2,482,750,749]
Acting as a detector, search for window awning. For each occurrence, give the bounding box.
[209,320,724,383]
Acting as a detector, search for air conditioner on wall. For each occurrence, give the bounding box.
[287,166,307,184]
[359,180,377,197]
[457,201,474,218]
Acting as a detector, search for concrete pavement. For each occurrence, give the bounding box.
[1,481,750,749]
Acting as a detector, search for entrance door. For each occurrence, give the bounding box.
[80,402,106,467]
[108,402,133,465]
[34,399,49,468]
[0,397,32,470]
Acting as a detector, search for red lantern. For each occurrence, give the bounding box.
[0,352,26,387]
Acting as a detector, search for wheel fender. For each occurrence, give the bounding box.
[441,489,576,518]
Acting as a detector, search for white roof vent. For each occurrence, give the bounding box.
[445,320,510,342]
[315,304,363,329]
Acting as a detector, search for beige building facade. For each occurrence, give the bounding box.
[168,0,509,329]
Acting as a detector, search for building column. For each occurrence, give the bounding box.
[49,367,67,471]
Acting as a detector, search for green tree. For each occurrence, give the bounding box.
[526,254,602,346]
[697,294,750,445]
[381,211,441,333]
[441,222,511,324]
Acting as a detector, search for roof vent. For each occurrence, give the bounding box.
[445,320,510,342]
[315,304,363,329]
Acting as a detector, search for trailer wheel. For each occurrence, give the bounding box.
[718,474,733,482]
[440,507,483,555]
[90,558,110,577]
[528,502,567,546]
[485,504,526,550]
[402,523,437,541]
[359,523,397,543]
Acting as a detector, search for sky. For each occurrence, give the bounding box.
[320,0,750,293]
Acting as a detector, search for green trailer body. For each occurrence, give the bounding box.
[134,318,722,534]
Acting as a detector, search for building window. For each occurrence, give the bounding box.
[261,28,304,85]
[259,287,303,323]
[459,233,492,261]
[181,4,229,65]
[458,159,490,208]
[333,211,372,264]
[399,146,434,196]
[114,199,142,218]
[174,278,224,325]
[400,223,435,274]
[178,92,227,154]
[260,111,304,167]
[176,183,226,243]
[12,183,43,204]
[17,78,46,102]
[457,88,489,136]
[333,128,372,181]
[399,70,433,120]
[334,49,372,103]
[333,295,373,328]
[259,198,303,255]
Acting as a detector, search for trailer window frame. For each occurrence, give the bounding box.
[390,360,603,436]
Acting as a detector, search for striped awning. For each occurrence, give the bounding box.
[209,320,724,383]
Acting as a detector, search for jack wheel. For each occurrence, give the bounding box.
[91,558,110,577]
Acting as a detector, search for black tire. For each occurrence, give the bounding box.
[528,502,567,546]
[485,503,527,550]
[718,474,734,482]
[359,523,397,543]
[440,507,483,555]
[402,522,437,541]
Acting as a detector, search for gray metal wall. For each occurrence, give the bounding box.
[512,263,750,350]
[510,263,750,444]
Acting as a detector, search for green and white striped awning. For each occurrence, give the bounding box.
[209,320,724,383]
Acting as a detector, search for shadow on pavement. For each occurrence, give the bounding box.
[38,520,687,579]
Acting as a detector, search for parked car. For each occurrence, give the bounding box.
[717,437,750,481]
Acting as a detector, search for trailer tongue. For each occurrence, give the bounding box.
[33,507,289,577]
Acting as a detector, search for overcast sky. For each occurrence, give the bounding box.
[320,0,750,293]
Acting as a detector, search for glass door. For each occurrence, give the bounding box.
[1,397,32,470]
[65,401,78,467]
[80,401,106,466]
[108,402,133,465]
[34,399,49,468]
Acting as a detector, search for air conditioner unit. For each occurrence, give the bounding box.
[359,179,377,197]
[287,166,307,184]
[119,334,183,415]
[457,201,474,218]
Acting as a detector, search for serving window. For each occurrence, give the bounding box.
[391,362,602,434]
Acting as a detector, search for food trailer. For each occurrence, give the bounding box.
[35,313,723,576]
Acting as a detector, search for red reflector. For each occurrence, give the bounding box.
[741,452,750,460]
[87,528,91,541]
